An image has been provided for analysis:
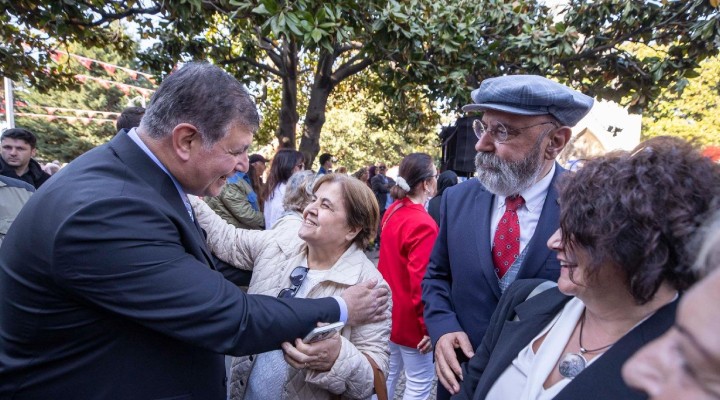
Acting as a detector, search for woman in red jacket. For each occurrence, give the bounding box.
[378,152,438,400]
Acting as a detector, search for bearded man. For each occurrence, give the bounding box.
[421,75,593,399]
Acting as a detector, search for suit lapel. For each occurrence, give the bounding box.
[476,289,570,398]
[518,165,563,279]
[474,185,501,299]
[108,131,216,269]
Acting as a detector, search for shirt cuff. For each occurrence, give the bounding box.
[333,296,348,323]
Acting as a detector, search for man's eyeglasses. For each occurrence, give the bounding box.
[378,166,387,170]
[472,119,558,144]
[277,266,309,298]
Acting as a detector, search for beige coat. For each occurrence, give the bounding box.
[191,197,391,400]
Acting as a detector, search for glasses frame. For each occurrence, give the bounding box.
[472,119,559,144]
[277,266,309,298]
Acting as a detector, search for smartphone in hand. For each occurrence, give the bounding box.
[302,322,345,344]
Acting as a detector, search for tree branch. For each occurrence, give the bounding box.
[220,56,282,77]
[333,54,374,83]
[253,27,284,72]
[335,42,363,55]
[71,4,162,27]
[560,2,693,64]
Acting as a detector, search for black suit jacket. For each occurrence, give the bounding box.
[454,279,677,400]
[0,131,340,399]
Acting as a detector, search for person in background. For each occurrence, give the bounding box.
[454,136,720,400]
[378,153,438,400]
[371,162,394,249]
[263,148,304,228]
[336,166,348,175]
[0,62,389,399]
[353,167,369,185]
[0,175,34,248]
[249,153,267,179]
[204,168,264,230]
[0,128,50,189]
[623,209,720,400]
[116,106,145,132]
[428,170,458,226]
[42,160,61,176]
[191,173,391,400]
[367,165,377,188]
[248,153,267,211]
[317,153,334,176]
[422,75,593,398]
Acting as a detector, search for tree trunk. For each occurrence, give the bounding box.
[276,40,298,149]
[299,50,335,170]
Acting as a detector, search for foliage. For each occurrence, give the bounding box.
[2,0,719,165]
[317,75,441,172]
[9,41,154,162]
[642,55,720,147]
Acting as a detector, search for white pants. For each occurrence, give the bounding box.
[386,341,435,400]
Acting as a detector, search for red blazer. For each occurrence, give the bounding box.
[378,197,438,347]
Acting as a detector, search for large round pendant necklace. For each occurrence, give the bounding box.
[558,310,616,379]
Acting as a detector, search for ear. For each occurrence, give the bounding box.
[171,123,202,162]
[545,127,572,160]
[345,225,362,243]
[30,148,37,158]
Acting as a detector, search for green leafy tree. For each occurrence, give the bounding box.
[10,40,154,162]
[2,0,719,166]
[642,55,720,146]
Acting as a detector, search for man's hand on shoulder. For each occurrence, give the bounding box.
[341,279,390,326]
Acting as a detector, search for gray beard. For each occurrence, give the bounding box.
[474,139,545,197]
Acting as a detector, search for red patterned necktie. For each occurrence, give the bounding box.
[492,195,525,278]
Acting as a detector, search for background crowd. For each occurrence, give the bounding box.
[0,63,719,400]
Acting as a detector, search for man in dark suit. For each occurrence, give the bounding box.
[421,75,593,398]
[0,63,388,399]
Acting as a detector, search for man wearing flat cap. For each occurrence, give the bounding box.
[422,75,593,398]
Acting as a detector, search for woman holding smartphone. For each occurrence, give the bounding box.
[191,172,390,400]
[377,153,438,400]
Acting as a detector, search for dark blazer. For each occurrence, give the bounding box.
[0,131,340,399]
[371,174,391,213]
[422,165,564,353]
[454,279,677,400]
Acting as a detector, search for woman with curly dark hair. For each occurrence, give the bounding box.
[454,136,720,400]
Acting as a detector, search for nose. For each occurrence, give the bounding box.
[622,331,674,398]
[235,153,249,173]
[547,228,563,251]
[475,130,495,152]
[303,200,317,217]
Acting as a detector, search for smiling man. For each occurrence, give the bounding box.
[0,128,50,188]
[421,75,594,399]
[0,63,389,400]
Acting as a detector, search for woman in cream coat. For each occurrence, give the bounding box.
[191,172,390,400]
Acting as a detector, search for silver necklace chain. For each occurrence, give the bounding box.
[558,310,617,379]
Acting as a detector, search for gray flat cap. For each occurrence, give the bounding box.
[462,75,594,127]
